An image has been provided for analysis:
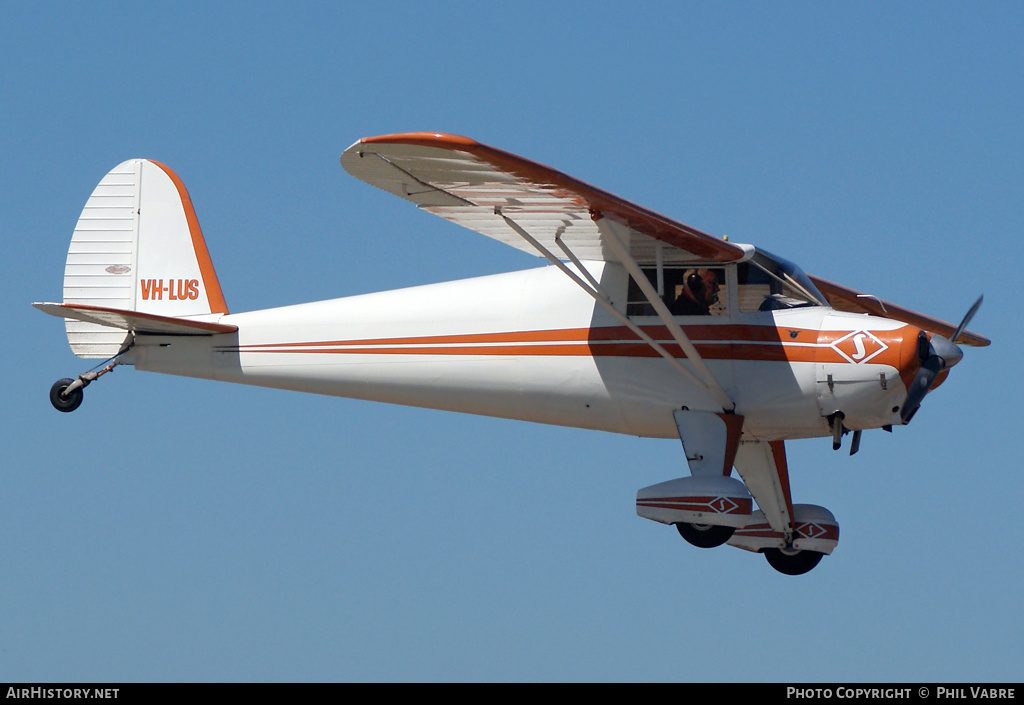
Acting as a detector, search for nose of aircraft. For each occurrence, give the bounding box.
[899,296,982,424]
[901,332,962,424]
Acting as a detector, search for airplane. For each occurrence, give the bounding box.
[34,132,988,575]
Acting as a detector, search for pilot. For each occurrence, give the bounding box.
[670,268,720,316]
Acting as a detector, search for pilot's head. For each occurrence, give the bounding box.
[685,269,720,305]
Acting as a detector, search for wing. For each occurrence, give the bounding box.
[808,277,990,347]
[342,132,989,347]
[341,132,748,264]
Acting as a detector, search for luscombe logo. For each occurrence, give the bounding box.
[830,329,888,364]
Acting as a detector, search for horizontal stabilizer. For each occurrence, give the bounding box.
[34,302,236,336]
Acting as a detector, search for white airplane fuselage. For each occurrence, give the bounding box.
[125,261,917,441]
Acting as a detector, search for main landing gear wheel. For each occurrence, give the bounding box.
[675,522,735,549]
[49,378,83,413]
[763,547,824,576]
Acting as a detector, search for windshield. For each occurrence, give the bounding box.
[737,250,828,312]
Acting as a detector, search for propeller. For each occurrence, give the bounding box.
[951,295,984,346]
[900,295,982,424]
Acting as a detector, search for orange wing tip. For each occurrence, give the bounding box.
[359,132,480,149]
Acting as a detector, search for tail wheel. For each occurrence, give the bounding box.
[49,378,83,413]
[764,547,824,575]
[675,522,734,549]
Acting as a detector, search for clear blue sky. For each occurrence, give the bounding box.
[3,2,1021,682]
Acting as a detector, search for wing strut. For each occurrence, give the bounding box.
[499,210,732,409]
[593,215,735,412]
[554,226,607,296]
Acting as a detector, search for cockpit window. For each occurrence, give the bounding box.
[737,251,827,312]
[628,267,728,317]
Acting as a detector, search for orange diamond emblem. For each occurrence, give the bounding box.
[831,330,888,364]
[708,496,741,513]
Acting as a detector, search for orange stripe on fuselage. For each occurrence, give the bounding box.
[219,323,914,367]
[228,324,819,349]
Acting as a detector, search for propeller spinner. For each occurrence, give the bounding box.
[900,295,982,424]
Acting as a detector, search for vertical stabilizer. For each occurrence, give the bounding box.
[62,159,228,357]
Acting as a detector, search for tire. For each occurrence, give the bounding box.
[763,547,824,576]
[675,522,734,549]
[50,378,83,413]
